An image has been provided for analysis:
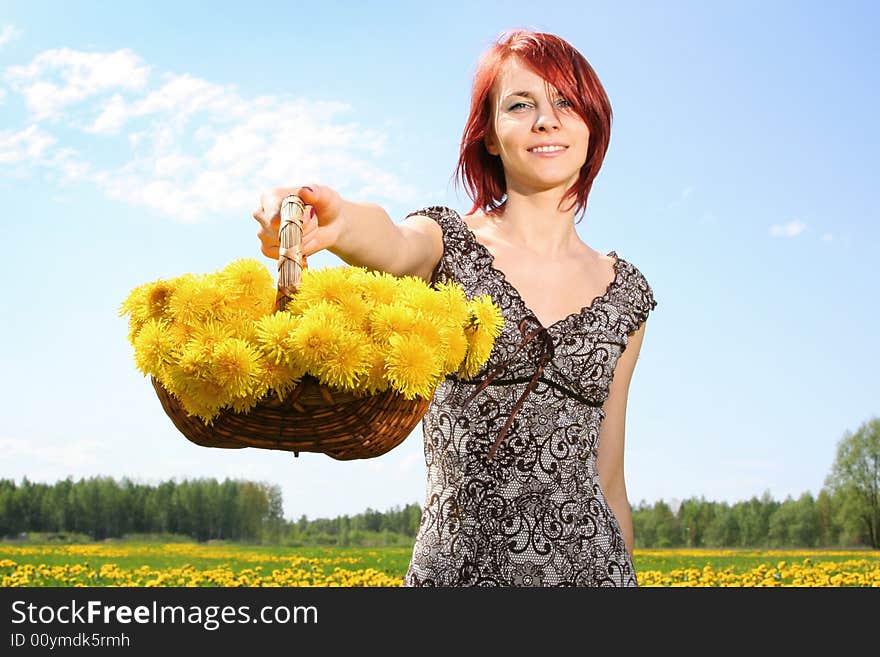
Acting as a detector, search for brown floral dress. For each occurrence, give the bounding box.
[403,206,657,587]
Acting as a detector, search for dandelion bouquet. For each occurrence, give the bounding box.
[120,259,504,426]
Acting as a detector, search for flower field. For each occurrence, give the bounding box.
[1,543,878,587]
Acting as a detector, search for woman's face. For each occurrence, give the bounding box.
[485,57,590,198]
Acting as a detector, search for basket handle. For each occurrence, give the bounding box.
[275,194,309,312]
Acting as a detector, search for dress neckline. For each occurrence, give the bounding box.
[454,209,623,331]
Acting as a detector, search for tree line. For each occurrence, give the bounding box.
[632,489,873,549]
[0,475,422,546]
[0,477,284,543]
[2,417,877,548]
[0,477,874,548]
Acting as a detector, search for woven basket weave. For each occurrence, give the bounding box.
[151,194,431,460]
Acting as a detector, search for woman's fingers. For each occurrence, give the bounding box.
[253,186,324,261]
[301,224,337,257]
[302,205,316,232]
[252,205,266,227]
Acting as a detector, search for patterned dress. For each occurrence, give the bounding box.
[402,206,658,587]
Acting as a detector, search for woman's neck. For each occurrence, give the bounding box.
[486,190,583,259]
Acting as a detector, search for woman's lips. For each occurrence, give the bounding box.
[528,146,568,157]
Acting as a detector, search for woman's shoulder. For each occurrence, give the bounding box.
[404,205,465,237]
[406,205,461,222]
[614,253,656,292]
[611,252,658,332]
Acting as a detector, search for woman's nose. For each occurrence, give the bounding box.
[533,107,560,131]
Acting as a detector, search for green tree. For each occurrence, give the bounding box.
[824,417,880,548]
[704,503,737,547]
[264,484,285,543]
[815,489,840,546]
[678,497,708,547]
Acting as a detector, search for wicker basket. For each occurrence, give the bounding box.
[151,194,431,460]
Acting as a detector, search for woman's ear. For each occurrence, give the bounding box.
[484,134,499,156]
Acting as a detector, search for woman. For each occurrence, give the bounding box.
[253,30,657,586]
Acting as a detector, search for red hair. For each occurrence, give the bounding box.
[454,30,613,223]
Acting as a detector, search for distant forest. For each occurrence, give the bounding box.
[0,476,874,548]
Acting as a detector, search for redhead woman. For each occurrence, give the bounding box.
[253,29,657,587]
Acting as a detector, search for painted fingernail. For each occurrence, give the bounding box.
[301,186,314,193]
[309,207,316,219]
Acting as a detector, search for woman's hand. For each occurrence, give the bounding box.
[252,184,345,259]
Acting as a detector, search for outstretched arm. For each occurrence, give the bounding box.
[252,184,443,281]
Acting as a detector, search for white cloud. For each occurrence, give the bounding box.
[769,220,807,237]
[5,48,150,121]
[1,48,417,222]
[0,125,56,163]
[90,93,128,133]
[821,232,833,242]
[0,25,22,47]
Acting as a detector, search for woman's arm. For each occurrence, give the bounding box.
[253,184,442,280]
[596,320,647,559]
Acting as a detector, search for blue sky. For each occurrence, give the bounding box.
[1,1,877,520]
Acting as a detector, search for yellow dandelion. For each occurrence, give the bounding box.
[385,333,444,399]
[295,267,352,307]
[433,281,472,328]
[340,265,371,288]
[185,320,234,360]
[157,366,227,423]
[353,344,391,396]
[408,314,444,346]
[315,332,372,392]
[370,302,416,343]
[219,258,274,302]
[220,259,276,320]
[186,377,232,416]
[173,387,225,425]
[120,280,176,342]
[399,278,448,317]
[158,362,188,399]
[167,274,227,326]
[132,319,176,376]
[225,311,260,343]
[458,295,504,378]
[254,312,300,364]
[227,392,260,415]
[355,269,401,306]
[289,303,349,374]
[209,338,263,398]
[333,288,372,331]
[119,279,173,322]
[469,294,505,338]
[119,282,150,322]
[144,280,175,320]
[262,358,307,401]
[439,325,469,372]
[176,343,211,380]
[281,294,310,317]
[232,286,276,320]
[167,320,196,347]
[462,325,498,379]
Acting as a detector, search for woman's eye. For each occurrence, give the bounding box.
[507,99,571,112]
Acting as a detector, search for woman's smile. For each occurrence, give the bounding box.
[528,144,569,157]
